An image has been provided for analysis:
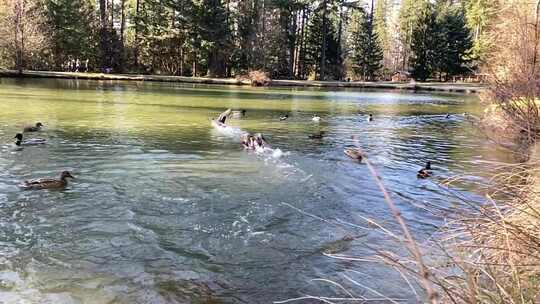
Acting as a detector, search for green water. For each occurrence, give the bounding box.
[0,78,512,303]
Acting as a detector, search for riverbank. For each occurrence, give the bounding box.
[0,70,485,94]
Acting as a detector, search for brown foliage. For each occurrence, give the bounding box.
[237,70,271,87]
[482,0,540,140]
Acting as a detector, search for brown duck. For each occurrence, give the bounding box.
[20,171,75,190]
[23,122,44,132]
[417,161,432,178]
[344,148,362,162]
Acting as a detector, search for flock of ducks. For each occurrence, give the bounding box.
[217,109,433,179]
[13,122,75,190]
[16,110,435,190]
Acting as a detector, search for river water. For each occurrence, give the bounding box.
[0,78,512,303]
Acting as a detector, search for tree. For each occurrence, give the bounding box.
[399,0,422,71]
[374,0,393,74]
[0,0,50,70]
[464,0,497,64]
[435,1,472,79]
[304,4,342,80]
[195,0,231,77]
[409,2,438,81]
[349,6,383,80]
[45,0,98,70]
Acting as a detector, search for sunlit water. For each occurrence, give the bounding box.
[0,78,514,303]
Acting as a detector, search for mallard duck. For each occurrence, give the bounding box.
[231,109,246,118]
[217,109,232,124]
[367,114,373,122]
[20,171,75,190]
[14,133,46,146]
[417,161,432,178]
[280,114,289,121]
[23,122,44,132]
[312,114,321,122]
[344,148,362,162]
[308,131,325,139]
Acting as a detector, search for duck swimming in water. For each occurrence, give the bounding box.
[217,109,232,124]
[417,161,432,178]
[280,114,289,121]
[367,114,373,122]
[23,122,44,132]
[312,114,321,122]
[14,133,46,146]
[20,171,75,190]
[308,131,325,139]
[344,148,362,162]
[241,133,269,150]
[231,110,246,118]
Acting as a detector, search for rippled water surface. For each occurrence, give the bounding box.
[0,78,512,303]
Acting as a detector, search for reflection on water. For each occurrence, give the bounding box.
[0,78,513,303]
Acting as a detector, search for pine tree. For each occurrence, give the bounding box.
[435,2,472,79]
[195,0,231,77]
[399,0,423,70]
[304,9,341,80]
[349,7,383,80]
[409,3,439,81]
[374,0,391,73]
[464,0,497,64]
[45,0,98,69]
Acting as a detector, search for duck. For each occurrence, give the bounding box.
[417,161,432,179]
[367,114,373,122]
[312,114,321,122]
[280,114,289,121]
[308,131,325,139]
[344,148,362,162]
[445,113,450,119]
[19,171,75,190]
[14,133,46,146]
[23,122,44,132]
[231,109,246,118]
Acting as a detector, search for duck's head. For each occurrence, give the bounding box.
[60,171,75,180]
[14,133,23,141]
[36,122,44,128]
[425,161,431,170]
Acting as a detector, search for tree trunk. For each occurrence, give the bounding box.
[134,0,140,68]
[110,0,114,29]
[298,9,307,79]
[120,0,125,71]
[319,0,327,80]
[99,0,108,70]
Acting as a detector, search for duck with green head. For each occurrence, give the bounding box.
[14,133,47,146]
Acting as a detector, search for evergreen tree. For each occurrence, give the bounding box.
[195,0,231,77]
[349,7,383,80]
[45,0,98,69]
[373,0,391,73]
[410,2,438,81]
[435,2,472,79]
[464,0,497,64]
[304,8,341,80]
[398,0,423,70]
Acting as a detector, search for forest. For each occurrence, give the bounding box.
[0,0,494,81]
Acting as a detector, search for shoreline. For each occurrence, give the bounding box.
[0,70,486,94]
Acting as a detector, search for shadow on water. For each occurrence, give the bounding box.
[0,77,518,303]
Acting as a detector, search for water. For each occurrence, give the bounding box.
[0,78,513,303]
